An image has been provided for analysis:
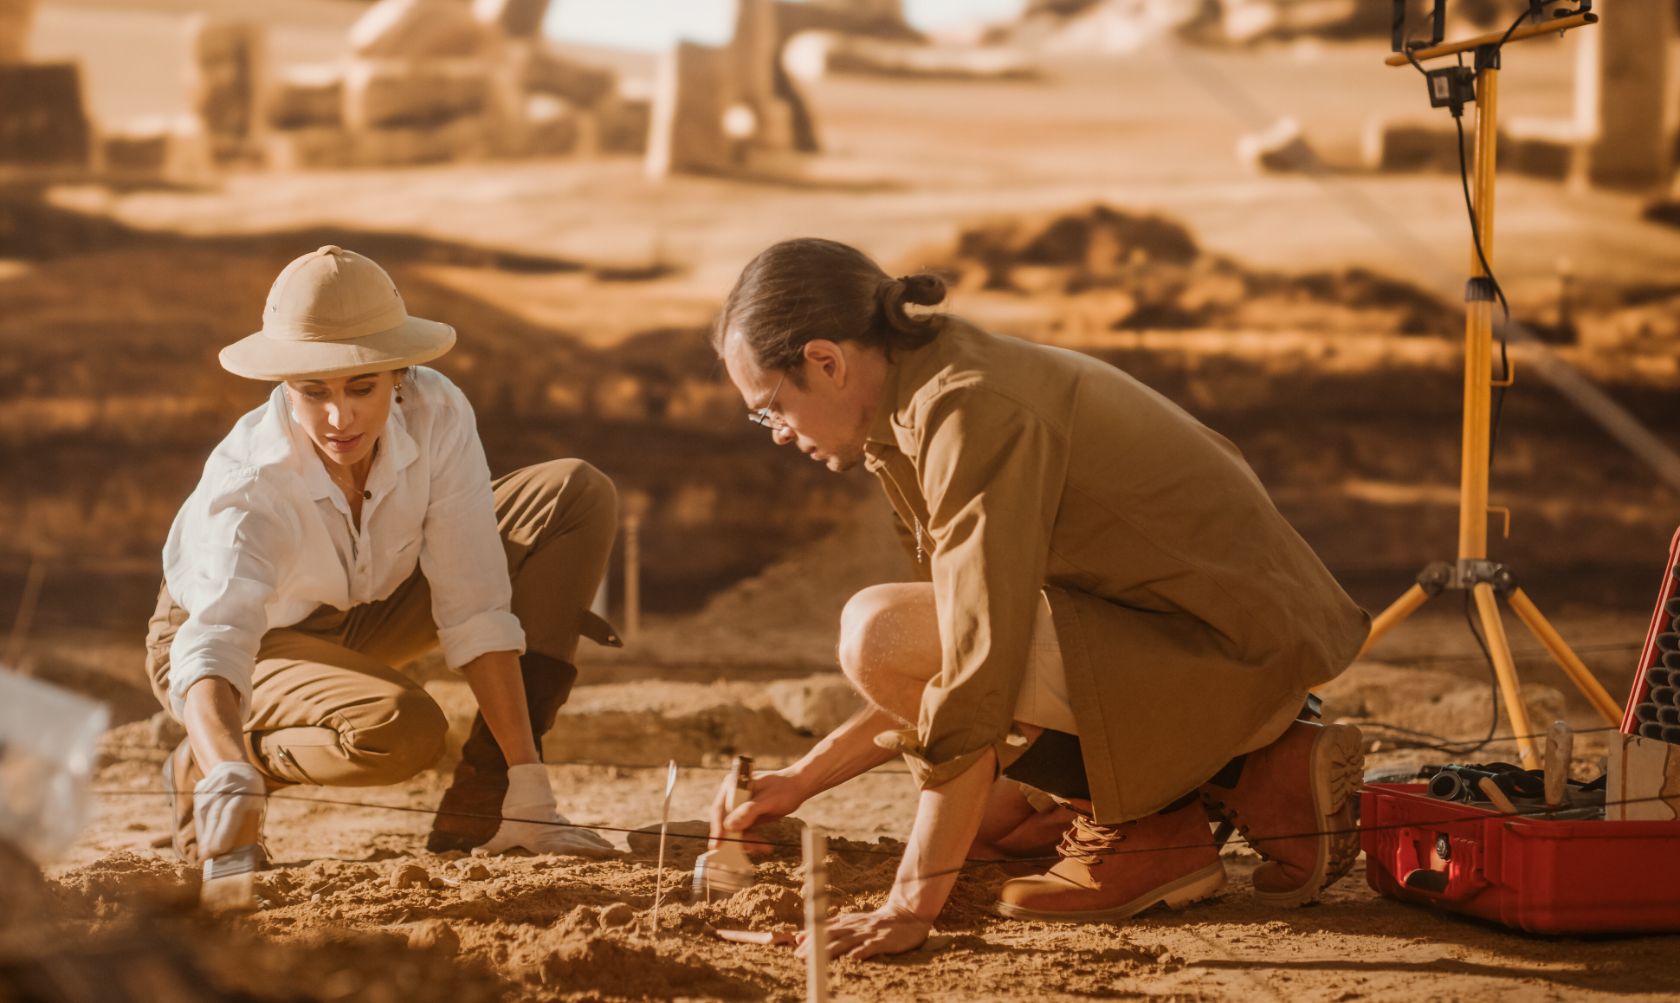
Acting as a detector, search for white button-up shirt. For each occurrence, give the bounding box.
[162,366,525,718]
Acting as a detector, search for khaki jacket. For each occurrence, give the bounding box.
[864,319,1369,823]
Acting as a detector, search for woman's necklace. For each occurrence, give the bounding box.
[325,441,378,501]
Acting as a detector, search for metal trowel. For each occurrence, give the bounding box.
[693,755,757,900]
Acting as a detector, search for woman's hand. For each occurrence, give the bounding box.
[194,761,268,859]
[479,763,618,858]
[798,906,932,961]
[709,768,809,853]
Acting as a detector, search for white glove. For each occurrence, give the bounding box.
[194,761,267,859]
[478,763,617,858]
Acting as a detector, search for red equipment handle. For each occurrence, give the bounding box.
[1394,826,1488,904]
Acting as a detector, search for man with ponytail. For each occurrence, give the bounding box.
[709,238,1369,957]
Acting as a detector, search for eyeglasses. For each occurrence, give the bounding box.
[747,372,788,433]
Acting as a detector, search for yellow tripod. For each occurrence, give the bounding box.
[1369,10,1622,770]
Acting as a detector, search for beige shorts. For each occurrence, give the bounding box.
[1010,591,1303,756]
[1014,593,1079,735]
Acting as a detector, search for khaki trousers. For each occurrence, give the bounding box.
[144,459,618,787]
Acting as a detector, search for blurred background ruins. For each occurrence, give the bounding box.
[4,0,1680,729]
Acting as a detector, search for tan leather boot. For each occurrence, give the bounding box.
[995,800,1225,922]
[1198,720,1363,906]
[162,737,201,865]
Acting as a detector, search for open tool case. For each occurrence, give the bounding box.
[1361,528,1680,934]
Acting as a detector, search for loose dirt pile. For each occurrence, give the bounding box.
[35,649,1676,1002]
[911,203,1463,337]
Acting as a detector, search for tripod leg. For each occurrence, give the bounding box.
[1471,582,1540,769]
[1359,583,1432,658]
[1506,588,1624,727]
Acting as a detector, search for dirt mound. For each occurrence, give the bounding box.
[915,203,1459,336]
[49,850,195,918]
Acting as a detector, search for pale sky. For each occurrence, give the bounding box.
[546,0,1028,50]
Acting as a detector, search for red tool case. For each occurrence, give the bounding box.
[1360,784,1680,934]
[1362,525,1680,934]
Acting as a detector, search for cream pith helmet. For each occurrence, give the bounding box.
[218,245,456,381]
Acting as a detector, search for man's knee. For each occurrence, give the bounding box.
[349,685,448,783]
[837,584,921,689]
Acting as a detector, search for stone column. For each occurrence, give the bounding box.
[0,0,38,63]
[645,41,730,179]
[188,17,267,164]
[473,0,553,40]
[1587,1,1672,189]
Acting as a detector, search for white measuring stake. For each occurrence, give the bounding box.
[652,759,678,938]
[802,826,829,1003]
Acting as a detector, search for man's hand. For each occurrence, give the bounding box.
[798,906,932,961]
[193,761,267,859]
[479,763,618,858]
[709,768,808,853]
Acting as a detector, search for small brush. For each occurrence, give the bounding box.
[200,843,265,913]
[693,755,757,901]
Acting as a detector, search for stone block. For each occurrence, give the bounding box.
[597,95,650,155]
[473,0,552,40]
[1236,116,1318,173]
[269,120,494,171]
[1363,116,1472,173]
[349,0,491,59]
[1587,0,1672,189]
[523,93,579,156]
[101,115,213,181]
[522,47,615,108]
[0,61,91,168]
[765,676,862,736]
[354,115,491,166]
[645,42,730,177]
[343,59,492,131]
[264,127,357,171]
[269,64,344,130]
[189,17,266,154]
[0,0,39,62]
[1503,117,1586,182]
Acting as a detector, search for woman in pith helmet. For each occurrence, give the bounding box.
[145,245,619,868]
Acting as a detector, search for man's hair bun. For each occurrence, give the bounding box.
[880,272,947,339]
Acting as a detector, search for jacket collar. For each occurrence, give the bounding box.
[862,322,955,462]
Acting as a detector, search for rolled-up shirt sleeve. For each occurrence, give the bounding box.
[420,386,526,668]
[879,389,1070,789]
[167,481,291,721]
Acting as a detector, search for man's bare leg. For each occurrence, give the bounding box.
[838,583,1072,859]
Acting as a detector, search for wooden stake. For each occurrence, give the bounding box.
[1544,721,1573,809]
[802,826,829,1003]
[652,760,677,938]
[623,511,641,644]
[4,557,45,669]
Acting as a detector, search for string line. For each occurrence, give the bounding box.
[91,787,1678,890]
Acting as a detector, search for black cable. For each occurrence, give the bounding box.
[1351,721,1617,753]
[1456,589,1502,758]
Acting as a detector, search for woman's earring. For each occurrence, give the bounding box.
[394,381,404,404]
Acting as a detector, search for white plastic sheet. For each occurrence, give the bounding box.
[0,667,109,862]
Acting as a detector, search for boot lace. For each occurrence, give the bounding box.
[1056,813,1127,865]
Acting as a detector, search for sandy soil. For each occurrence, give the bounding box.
[8,5,1680,1000]
[18,641,1674,1003]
